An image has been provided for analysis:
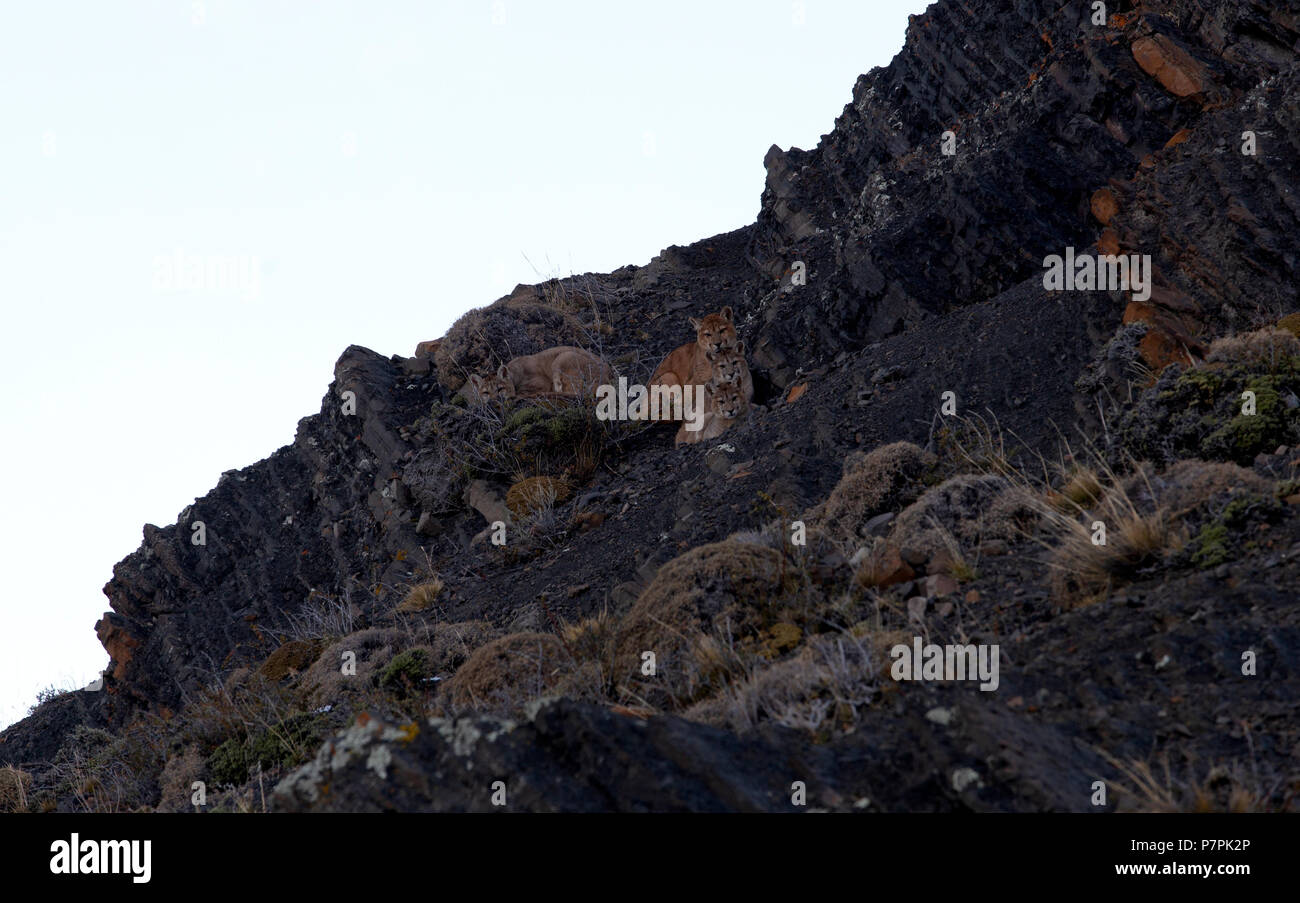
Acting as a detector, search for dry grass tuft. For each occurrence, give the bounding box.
[1048,466,1104,511]
[0,765,32,813]
[506,476,571,520]
[936,411,1021,478]
[930,519,980,582]
[1205,327,1300,369]
[685,631,878,734]
[443,632,568,709]
[434,298,584,391]
[1033,462,1184,605]
[1100,749,1292,812]
[1132,459,1273,519]
[260,640,323,681]
[617,543,787,657]
[808,442,936,545]
[298,621,498,712]
[157,746,205,812]
[397,579,444,614]
[282,590,357,643]
[889,473,1036,561]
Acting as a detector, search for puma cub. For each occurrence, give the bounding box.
[465,345,611,404]
[702,341,753,404]
[649,306,739,392]
[676,381,747,445]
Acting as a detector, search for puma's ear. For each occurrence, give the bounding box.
[469,374,483,389]
[688,316,701,331]
[734,340,744,354]
[720,306,733,322]
[497,364,509,380]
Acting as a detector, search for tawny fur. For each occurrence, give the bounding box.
[466,345,611,404]
[702,341,753,404]
[650,307,739,392]
[676,382,747,446]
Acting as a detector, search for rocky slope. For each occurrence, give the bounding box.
[3,0,1299,813]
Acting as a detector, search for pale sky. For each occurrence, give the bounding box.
[0,0,929,729]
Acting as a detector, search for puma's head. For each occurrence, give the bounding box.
[710,383,746,421]
[706,341,746,386]
[688,306,738,355]
[467,365,516,404]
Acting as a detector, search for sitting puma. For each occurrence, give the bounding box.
[702,341,753,404]
[465,345,611,404]
[650,306,739,394]
[676,382,747,445]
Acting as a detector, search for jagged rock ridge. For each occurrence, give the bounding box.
[3,0,1298,812]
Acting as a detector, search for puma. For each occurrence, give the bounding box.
[675,381,747,446]
[646,307,739,420]
[465,345,612,405]
[702,341,753,404]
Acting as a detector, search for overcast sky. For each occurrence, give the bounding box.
[0,0,930,729]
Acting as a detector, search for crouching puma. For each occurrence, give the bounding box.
[465,345,612,404]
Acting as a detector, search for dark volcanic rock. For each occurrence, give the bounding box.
[5,0,1300,813]
[93,345,433,714]
[269,694,1110,813]
[751,0,1300,367]
[273,700,824,813]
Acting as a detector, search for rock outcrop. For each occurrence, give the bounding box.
[4,0,1299,813]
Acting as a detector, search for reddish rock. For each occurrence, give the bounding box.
[95,613,141,682]
[1096,228,1120,257]
[1124,292,1206,374]
[925,573,960,597]
[609,705,652,720]
[1090,188,1120,225]
[1146,284,1202,315]
[1123,301,1159,326]
[857,546,915,588]
[1138,328,1194,373]
[571,510,606,532]
[928,547,955,575]
[899,546,929,568]
[1131,35,1206,97]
